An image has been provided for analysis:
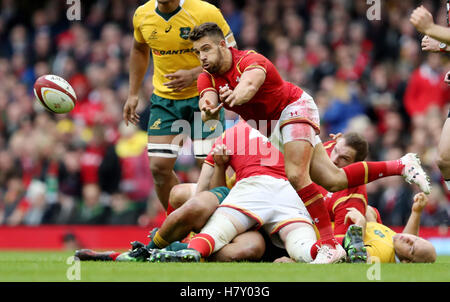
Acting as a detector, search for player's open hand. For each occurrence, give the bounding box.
[164,69,195,91]
[201,99,223,120]
[213,144,230,166]
[344,207,366,226]
[410,5,434,34]
[412,192,428,213]
[444,71,450,85]
[123,95,140,126]
[421,35,442,52]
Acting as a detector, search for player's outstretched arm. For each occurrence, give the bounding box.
[402,192,428,236]
[410,5,450,44]
[219,68,266,107]
[124,39,150,126]
[195,163,215,194]
[210,144,229,189]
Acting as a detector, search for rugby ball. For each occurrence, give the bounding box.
[34,75,77,114]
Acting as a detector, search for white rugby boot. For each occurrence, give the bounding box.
[310,243,346,264]
[400,153,431,194]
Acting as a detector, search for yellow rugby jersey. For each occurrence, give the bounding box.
[133,0,231,100]
[364,222,398,263]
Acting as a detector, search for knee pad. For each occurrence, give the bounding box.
[284,223,317,263]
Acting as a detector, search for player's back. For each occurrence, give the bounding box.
[205,121,287,182]
[364,222,397,263]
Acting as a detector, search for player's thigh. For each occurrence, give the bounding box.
[310,142,348,192]
[147,134,183,174]
[169,183,197,209]
[183,191,221,231]
[147,94,190,160]
[210,230,265,262]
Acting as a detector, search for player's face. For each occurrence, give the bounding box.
[193,36,225,74]
[393,233,435,263]
[330,138,357,168]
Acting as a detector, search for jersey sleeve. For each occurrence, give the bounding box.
[197,72,216,97]
[323,140,337,157]
[132,6,146,44]
[238,52,269,75]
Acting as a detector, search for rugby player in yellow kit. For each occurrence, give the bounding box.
[123,0,236,210]
[343,192,436,263]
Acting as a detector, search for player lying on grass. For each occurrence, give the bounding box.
[191,22,431,262]
[343,192,437,263]
[275,192,437,264]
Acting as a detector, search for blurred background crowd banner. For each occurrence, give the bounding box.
[0,0,448,241]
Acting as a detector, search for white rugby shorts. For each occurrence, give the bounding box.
[269,91,322,153]
[219,175,313,248]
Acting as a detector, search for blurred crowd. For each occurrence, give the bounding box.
[0,0,448,230]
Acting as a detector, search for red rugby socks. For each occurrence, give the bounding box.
[343,160,404,187]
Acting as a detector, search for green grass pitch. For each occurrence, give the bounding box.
[0,250,449,282]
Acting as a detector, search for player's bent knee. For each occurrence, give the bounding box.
[169,184,194,209]
[149,159,175,180]
[183,195,219,231]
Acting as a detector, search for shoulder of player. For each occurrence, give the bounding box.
[133,1,154,17]
[184,0,221,13]
[236,50,269,74]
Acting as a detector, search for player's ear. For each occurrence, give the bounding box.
[219,39,227,48]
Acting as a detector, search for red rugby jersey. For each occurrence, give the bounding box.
[318,140,368,235]
[197,47,303,132]
[204,121,287,183]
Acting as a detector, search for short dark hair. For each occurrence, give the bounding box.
[342,132,368,162]
[189,22,225,42]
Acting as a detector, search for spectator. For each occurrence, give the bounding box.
[403,53,450,120]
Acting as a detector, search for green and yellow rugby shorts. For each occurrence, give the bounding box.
[147,94,225,159]
[208,186,230,204]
